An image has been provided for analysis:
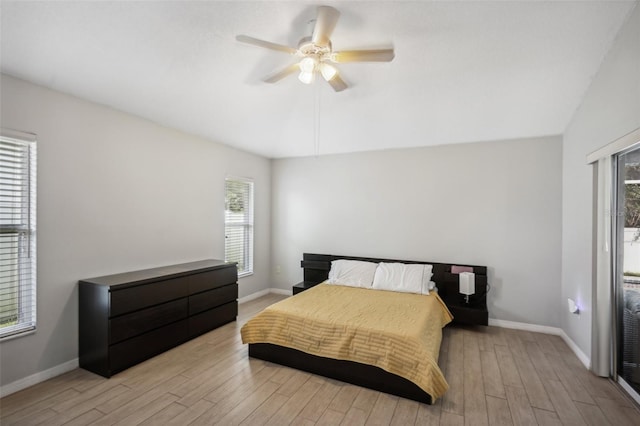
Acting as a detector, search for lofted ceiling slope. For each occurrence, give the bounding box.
[0,1,637,158]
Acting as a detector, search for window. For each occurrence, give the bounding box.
[224,177,253,277]
[0,129,37,340]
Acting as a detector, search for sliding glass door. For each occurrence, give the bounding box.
[614,145,640,396]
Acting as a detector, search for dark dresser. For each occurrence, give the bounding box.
[79,259,238,378]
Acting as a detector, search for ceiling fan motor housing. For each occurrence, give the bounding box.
[297,36,332,59]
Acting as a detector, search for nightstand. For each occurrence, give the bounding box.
[443,294,488,326]
[292,281,318,295]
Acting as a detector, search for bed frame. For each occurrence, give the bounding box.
[248,253,488,404]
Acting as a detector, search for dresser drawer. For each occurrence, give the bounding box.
[189,301,237,338]
[189,283,237,315]
[110,277,189,317]
[110,319,188,375]
[188,267,237,294]
[110,298,188,344]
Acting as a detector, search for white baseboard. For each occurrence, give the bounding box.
[269,288,292,297]
[558,330,591,369]
[488,318,563,335]
[0,358,78,398]
[238,288,292,304]
[618,377,640,406]
[489,318,590,369]
[238,288,271,304]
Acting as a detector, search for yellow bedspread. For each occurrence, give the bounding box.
[241,283,453,400]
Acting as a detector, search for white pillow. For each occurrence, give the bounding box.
[372,263,433,295]
[327,259,378,288]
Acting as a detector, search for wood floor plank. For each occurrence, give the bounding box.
[53,380,129,414]
[169,347,245,397]
[240,392,290,426]
[574,401,611,426]
[533,408,563,426]
[511,353,554,411]
[389,398,419,425]
[177,356,265,407]
[548,335,574,356]
[442,327,464,415]
[439,411,464,426]
[504,384,537,426]
[195,366,280,423]
[92,375,187,424]
[352,387,380,413]
[365,393,398,426]
[577,371,634,406]
[264,377,322,425]
[480,349,505,398]
[489,326,508,347]
[533,332,559,355]
[495,345,523,388]
[290,417,316,426]
[112,393,178,426]
[517,330,538,342]
[196,380,280,425]
[524,341,558,381]
[545,352,595,405]
[594,396,640,426]
[317,409,345,425]
[44,384,131,426]
[7,407,57,426]
[63,369,109,394]
[275,369,311,397]
[164,399,214,426]
[1,388,81,425]
[415,402,441,426]
[462,330,488,426]
[541,378,585,426]
[504,328,529,359]
[138,402,187,426]
[328,384,361,414]
[59,409,105,426]
[486,395,513,426]
[202,362,278,404]
[341,407,369,426]
[297,378,342,422]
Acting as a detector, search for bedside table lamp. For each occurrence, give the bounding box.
[459,272,475,304]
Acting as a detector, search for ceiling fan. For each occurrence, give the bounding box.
[236,6,395,92]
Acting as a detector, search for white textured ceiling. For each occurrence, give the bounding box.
[1,1,637,158]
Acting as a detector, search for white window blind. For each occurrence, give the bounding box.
[225,177,253,277]
[0,130,37,340]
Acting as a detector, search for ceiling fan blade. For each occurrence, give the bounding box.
[236,35,297,54]
[312,6,340,48]
[331,49,395,63]
[263,63,300,83]
[326,73,348,92]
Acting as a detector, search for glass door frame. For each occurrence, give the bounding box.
[612,144,640,402]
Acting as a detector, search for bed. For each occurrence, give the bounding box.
[241,253,488,404]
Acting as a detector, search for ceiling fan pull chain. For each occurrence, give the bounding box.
[314,82,320,157]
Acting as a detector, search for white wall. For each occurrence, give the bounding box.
[561,5,640,360]
[271,136,563,327]
[0,74,271,387]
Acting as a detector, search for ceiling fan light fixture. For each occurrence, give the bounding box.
[299,56,317,73]
[298,70,315,84]
[320,63,337,81]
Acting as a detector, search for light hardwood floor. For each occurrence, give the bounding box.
[1,293,639,425]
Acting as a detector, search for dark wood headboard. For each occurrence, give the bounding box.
[300,253,488,304]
